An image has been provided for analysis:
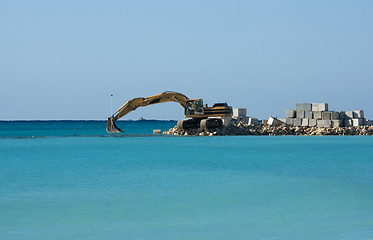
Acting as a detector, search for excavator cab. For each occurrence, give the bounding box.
[185,99,204,117]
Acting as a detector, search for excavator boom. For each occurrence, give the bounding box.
[107,91,189,133]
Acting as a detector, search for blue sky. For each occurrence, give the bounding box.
[1,0,372,120]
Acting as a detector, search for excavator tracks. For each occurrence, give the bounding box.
[177,118,223,131]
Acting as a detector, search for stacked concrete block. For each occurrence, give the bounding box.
[283,103,367,127]
[309,119,317,127]
[322,112,332,120]
[286,118,294,126]
[331,112,340,120]
[301,118,309,127]
[286,109,296,118]
[294,118,302,127]
[332,120,343,127]
[296,103,312,111]
[313,111,322,120]
[312,103,328,112]
[317,120,332,128]
[297,111,305,118]
[340,110,364,126]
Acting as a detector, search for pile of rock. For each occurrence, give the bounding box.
[163,123,373,136]
[282,103,368,127]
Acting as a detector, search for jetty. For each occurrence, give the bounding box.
[164,102,373,136]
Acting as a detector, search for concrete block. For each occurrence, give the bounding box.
[311,103,318,112]
[301,118,309,127]
[268,117,282,126]
[318,103,328,111]
[331,111,340,120]
[344,119,353,127]
[339,111,346,120]
[317,120,332,128]
[331,120,343,128]
[352,118,365,126]
[248,117,258,125]
[294,118,302,127]
[345,111,354,119]
[286,118,294,126]
[296,103,312,112]
[353,110,364,119]
[312,103,328,112]
[286,109,296,118]
[304,111,312,119]
[297,111,305,118]
[309,119,317,127]
[322,112,332,120]
[233,108,246,117]
[313,111,322,120]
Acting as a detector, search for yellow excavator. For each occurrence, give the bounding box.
[106,91,233,133]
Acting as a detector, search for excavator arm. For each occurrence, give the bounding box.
[107,91,189,133]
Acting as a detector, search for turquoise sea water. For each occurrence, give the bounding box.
[1,121,373,240]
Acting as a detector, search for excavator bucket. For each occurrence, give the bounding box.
[106,118,122,133]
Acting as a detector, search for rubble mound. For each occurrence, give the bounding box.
[163,122,373,136]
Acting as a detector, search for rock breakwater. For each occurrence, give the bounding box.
[163,122,373,136]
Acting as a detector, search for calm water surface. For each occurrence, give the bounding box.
[1,121,372,240]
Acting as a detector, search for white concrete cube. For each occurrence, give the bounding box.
[294,119,302,127]
[297,111,305,118]
[322,112,332,120]
[313,111,322,120]
[286,118,295,126]
[317,120,331,127]
[286,109,296,118]
[233,108,246,117]
[312,103,328,111]
[352,119,365,126]
[318,103,328,111]
[301,118,309,127]
[296,103,312,112]
[304,111,312,119]
[309,119,317,127]
[332,120,343,128]
[331,111,340,120]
